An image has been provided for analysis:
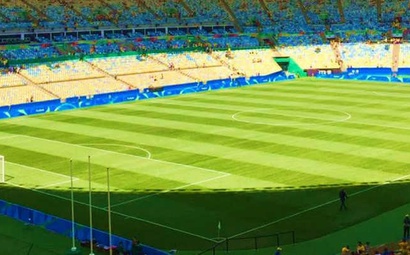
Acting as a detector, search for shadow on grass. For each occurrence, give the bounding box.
[0,180,409,252]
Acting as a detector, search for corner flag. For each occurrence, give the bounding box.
[217,221,221,238]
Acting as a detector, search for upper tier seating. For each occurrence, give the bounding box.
[227,0,272,26]
[304,0,341,24]
[381,0,409,23]
[35,0,88,29]
[2,46,61,61]
[339,0,382,31]
[184,0,230,24]
[0,0,36,30]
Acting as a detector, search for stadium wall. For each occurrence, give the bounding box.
[0,71,294,119]
[316,67,410,83]
[0,199,168,255]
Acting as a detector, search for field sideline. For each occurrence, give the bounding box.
[1,78,410,253]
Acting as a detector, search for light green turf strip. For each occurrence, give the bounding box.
[0,132,280,189]
[61,109,410,169]
[110,96,410,144]
[0,119,401,183]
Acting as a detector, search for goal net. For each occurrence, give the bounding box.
[0,155,4,183]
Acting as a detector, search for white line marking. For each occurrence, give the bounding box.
[81,143,152,159]
[1,134,228,176]
[36,179,79,189]
[228,174,410,239]
[110,173,231,208]
[5,181,217,242]
[232,108,351,126]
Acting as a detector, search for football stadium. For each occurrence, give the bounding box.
[1,0,410,255]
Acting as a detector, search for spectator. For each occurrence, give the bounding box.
[274,247,282,255]
[357,241,365,254]
[365,241,371,255]
[117,241,125,255]
[339,189,348,210]
[342,245,350,255]
[399,239,408,253]
[381,247,390,255]
[404,215,410,240]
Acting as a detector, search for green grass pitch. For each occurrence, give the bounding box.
[1,78,410,254]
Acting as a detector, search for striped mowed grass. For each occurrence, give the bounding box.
[0,78,410,252]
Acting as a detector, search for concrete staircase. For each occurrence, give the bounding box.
[96,0,119,25]
[375,0,382,21]
[337,0,345,23]
[296,0,310,24]
[57,0,90,23]
[178,0,195,16]
[392,43,400,73]
[17,73,61,99]
[137,0,161,19]
[258,0,275,24]
[330,41,346,72]
[20,0,49,21]
[219,0,243,32]
[84,60,137,89]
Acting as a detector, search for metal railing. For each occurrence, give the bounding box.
[198,231,295,255]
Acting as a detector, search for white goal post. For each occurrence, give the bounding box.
[0,155,4,183]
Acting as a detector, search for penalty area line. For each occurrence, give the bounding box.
[228,173,410,239]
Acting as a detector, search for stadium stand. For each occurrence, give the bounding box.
[2,1,410,252]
